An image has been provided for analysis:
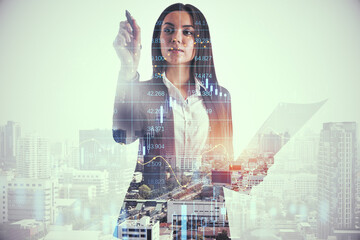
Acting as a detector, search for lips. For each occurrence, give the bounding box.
[169,47,184,52]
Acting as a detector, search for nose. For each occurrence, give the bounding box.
[171,29,182,43]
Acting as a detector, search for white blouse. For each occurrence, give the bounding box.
[162,73,210,172]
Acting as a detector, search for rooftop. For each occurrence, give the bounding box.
[11,219,43,228]
[119,216,156,228]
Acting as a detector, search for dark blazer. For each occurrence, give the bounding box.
[113,75,233,190]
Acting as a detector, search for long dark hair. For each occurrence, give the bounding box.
[151,3,219,88]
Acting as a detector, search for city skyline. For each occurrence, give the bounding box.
[1,119,359,239]
[1,1,360,159]
[1,0,360,239]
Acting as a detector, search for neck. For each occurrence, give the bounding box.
[165,65,193,88]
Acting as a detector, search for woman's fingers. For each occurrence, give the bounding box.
[113,16,141,74]
[131,18,141,46]
[118,22,133,43]
[119,21,133,37]
[113,33,126,47]
[117,20,140,53]
[120,29,133,43]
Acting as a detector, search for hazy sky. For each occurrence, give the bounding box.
[1,0,360,157]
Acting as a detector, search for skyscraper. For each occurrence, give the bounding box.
[0,121,21,169]
[258,131,290,156]
[317,122,358,239]
[16,135,51,179]
[0,171,14,224]
[0,126,5,165]
[294,131,319,168]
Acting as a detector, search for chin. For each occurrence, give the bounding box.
[166,59,192,66]
[166,60,183,65]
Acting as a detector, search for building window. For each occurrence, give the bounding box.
[129,234,140,237]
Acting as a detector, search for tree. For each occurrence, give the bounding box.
[216,230,230,240]
[166,177,176,191]
[139,184,151,199]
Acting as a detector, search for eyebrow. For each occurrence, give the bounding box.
[163,22,194,28]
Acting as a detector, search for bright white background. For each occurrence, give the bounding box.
[1,0,360,158]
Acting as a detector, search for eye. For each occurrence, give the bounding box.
[163,28,174,34]
[183,29,193,36]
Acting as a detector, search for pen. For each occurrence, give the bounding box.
[125,10,134,33]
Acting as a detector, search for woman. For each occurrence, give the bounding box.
[113,3,233,202]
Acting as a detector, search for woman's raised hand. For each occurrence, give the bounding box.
[113,15,141,80]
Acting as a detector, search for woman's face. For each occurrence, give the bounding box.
[160,11,196,66]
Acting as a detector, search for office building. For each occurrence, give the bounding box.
[293,132,319,167]
[7,178,58,224]
[258,132,282,155]
[59,184,97,201]
[293,173,317,200]
[58,168,109,198]
[116,216,159,240]
[0,170,15,224]
[317,122,358,239]
[16,135,51,179]
[68,145,80,169]
[0,126,4,163]
[167,200,227,225]
[0,121,21,169]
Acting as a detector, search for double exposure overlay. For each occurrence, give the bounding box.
[1,1,360,240]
